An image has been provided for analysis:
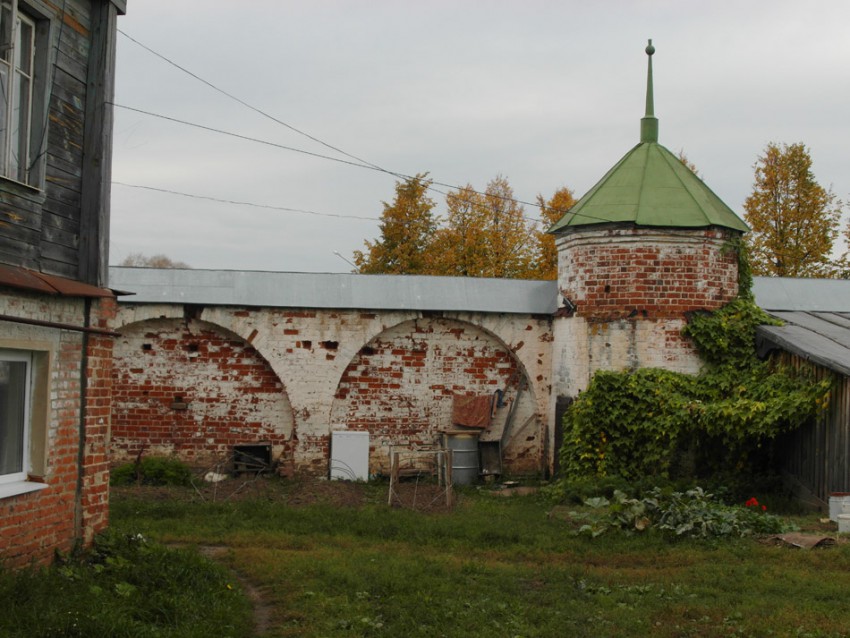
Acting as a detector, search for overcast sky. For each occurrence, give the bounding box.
[109,1,850,273]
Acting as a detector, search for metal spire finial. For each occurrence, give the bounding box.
[640,39,659,143]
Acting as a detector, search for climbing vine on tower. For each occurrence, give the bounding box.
[560,241,831,482]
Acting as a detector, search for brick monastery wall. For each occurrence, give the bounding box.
[0,290,114,567]
[557,227,739,320]
[111,318,294,467]
[111,305,552,477]
[329,317,543,476]
[551,227,739,398]
[111,227,740,480]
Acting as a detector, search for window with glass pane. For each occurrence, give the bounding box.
[0,1,35,184]
[0,351,30,481]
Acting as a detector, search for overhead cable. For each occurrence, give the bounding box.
[112,181,381,221]
[118,29,387,172]
[112,103,593,228]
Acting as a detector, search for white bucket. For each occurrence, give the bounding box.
[838,515,850,534]
[828,493,850,522]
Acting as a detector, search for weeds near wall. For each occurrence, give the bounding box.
[111,456,193,487]
[0,530,251,637]
[107,481,850,637]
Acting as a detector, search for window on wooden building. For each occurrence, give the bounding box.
[0,1,40,186]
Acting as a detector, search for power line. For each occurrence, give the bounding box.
[112,182,381,221]
[118,29,389,173]
[114,33,604,228]
[111,103,586,228]
[111,103,386,173]
[115,32,578,225]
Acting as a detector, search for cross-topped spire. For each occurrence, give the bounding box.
[640,39,659,143]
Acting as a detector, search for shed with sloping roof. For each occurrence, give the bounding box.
[753,277,850,506]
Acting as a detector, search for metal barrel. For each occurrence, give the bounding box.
[444,432,479,485]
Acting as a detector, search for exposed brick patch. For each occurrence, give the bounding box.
[79,297,117,545]
[557,227,739,321]
[110,318,294,468]
[329,318,540,476]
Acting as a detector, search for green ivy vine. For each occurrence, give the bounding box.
[560,240,832,482]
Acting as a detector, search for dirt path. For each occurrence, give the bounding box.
[169,543,274,637]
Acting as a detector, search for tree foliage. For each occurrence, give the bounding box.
[119,253,191,268]
[428,176,537,278]
[353,173,437,275]
[743,142,842,277]
[676,149,700,177]
[534,187,576,280]
[427,184,489,277]
[355,175,576,280]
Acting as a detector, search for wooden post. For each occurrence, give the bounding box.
[445,449,453,508]
[387,451,399,506]
[80,1,121,287]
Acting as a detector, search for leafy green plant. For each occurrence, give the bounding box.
[110,455,193,487]
[559,247,832,483]
[577,487,790,539]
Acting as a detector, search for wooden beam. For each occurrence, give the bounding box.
[79,0,119,287]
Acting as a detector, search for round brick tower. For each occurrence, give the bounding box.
[548,40,748,398]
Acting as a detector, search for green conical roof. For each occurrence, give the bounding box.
[549,41,748,234]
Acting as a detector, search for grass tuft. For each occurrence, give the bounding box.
[0,529,252,638]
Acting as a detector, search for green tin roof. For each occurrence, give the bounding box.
[549,41,748,234]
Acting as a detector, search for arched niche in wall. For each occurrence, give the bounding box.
[328,316,543,476]
[111,317,295,469]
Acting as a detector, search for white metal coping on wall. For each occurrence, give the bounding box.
[109,268,850,318]
[108,267,561,315]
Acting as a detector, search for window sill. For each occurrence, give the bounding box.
[0,479,50,500]
[0,175,45,202]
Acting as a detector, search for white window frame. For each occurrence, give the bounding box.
[0,1,36,185]
[0,346,48,499]
[0,349,31,484]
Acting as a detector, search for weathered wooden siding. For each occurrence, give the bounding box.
[43,1,92,279]
[0,0,95,280]
[777,352,850,505]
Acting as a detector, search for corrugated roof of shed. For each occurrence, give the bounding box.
[757,311,850,377]
[752,276,850,376]
[751,276,850,312]
[109,267,560,315]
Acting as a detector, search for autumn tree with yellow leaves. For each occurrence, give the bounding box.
[426,183,489,277]
[429,176,538,279]
[353,173,438,275]
[743,142,842,278]
[533,187,576,280]
[355,175,577,280]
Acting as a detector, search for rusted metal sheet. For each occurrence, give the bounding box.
[36,270,114,297]
[0,263,113,297]
[0,264,57,293]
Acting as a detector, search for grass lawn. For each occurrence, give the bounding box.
[104,478,850,638]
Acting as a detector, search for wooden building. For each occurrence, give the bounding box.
[0,0,124,568]
[755,277,850,506]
